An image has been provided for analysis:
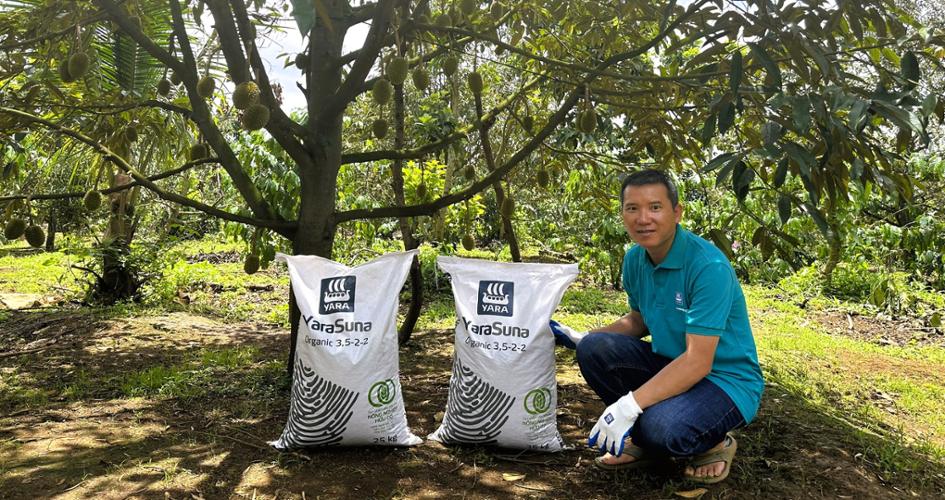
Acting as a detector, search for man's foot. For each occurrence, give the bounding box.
[593,439,655,470]
[683,433,736,484]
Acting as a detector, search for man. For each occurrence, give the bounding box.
[551,169,764,484]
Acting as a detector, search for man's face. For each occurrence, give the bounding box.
[621,183,683,263]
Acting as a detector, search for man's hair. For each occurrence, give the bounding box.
[620,169,679,208]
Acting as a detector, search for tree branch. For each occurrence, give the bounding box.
[0,107,296,235]
[341,74,544,164]
[334,88,582,223]
[0,158,216,202]
[0,11,109,51]
[333,0,709,223]
[315,0,394,128]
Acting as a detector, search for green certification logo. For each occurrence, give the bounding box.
[368,379,396,407]
[523,387,552,414]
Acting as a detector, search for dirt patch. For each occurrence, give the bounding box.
[2,311,944,499]
[812,309,944,348]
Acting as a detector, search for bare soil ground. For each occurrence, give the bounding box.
[2,307,944,499]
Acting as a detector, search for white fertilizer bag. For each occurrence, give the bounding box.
[270,250,422,449]
[429,256,578,451]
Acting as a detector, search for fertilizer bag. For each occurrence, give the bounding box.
[429,256,578,450]
[270,250,421,449]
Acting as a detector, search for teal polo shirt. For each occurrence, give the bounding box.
[622,225,764,423]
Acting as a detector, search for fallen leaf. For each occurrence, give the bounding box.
[674,488,708,498]
[502,472,526,482]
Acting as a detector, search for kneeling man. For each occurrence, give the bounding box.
[552,169,764,484]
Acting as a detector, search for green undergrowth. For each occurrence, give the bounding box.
[0,244,81,294]
[746,285,945,480]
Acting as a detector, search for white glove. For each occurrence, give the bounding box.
[549,320,587,349]
[588,392,643,456]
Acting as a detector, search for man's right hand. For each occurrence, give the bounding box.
[549,320,588,349]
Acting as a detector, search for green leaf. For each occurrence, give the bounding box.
[291,0,315,35]
[901,51,920,88]
[782,142,814,178]
[778,194,791,225]
[851,158,865,180]
[708,228,734,260]
[800,39,831,80]
[703,152,738,173]
[792,96,812,135]
[718,102,736,133]
[762,121,780,147]
[701,113,717,143]
[873,101,925,135]
[848,99,870,130]
[760,232,775,261]
[733,161,754,202]
[805,203,830,237]
[921,94,938,119]
[773,157,789,188]
[748,42,782,92]
[729,50,743,94]
[751,226,765,246]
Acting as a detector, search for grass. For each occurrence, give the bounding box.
[745,285,945,477]
[0,243,83,295]
[2,237,945,492]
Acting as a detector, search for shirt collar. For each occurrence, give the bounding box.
[643,224,687,270]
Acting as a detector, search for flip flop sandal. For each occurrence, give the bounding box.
[685,433,737,485]
[593,442,656,471]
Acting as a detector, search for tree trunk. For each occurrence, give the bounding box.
[44,210,56,251]
[821,220,843,289]
[93,172,139,303]
[391,78,422,345]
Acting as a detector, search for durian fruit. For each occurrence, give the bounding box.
[467,71,483,95]
[295,52,309,70]
[536,169,549,188]
[243,254,260,274]
[4,218,26,240]
[196,75,215,98]
[442,56,458,77]
[372,78,393,105]
[416,182,428,199]
[500,197,514,217]
[411,67,430,91]
[522,115,534,132]
[125,125,138,142]
[189,143,209,160]
[435,12,453,28]
[83,190,102,211]
[464,165,476,181]
[461,233,475,251]
[59,59,75,83]
[170,70,182,85]
[459,0,478,17]
[232,81,260,110]
[24,225,44,248]
[372,118,389,139]
[386,56,409,85]
[157,78,172,96]
[68,52,90,80]
[577,107,597,134]
[241,103,270,130]
[416,14,431,25]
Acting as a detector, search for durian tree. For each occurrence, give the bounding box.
[1,0,943,373]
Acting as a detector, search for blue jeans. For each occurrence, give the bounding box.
[576,333,745,458]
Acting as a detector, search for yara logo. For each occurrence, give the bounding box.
[319,276,356,314]
[477,280,514,317]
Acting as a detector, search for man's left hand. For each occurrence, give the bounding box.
[588,392,643,456]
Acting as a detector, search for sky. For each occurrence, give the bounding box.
[256,18,370,112]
